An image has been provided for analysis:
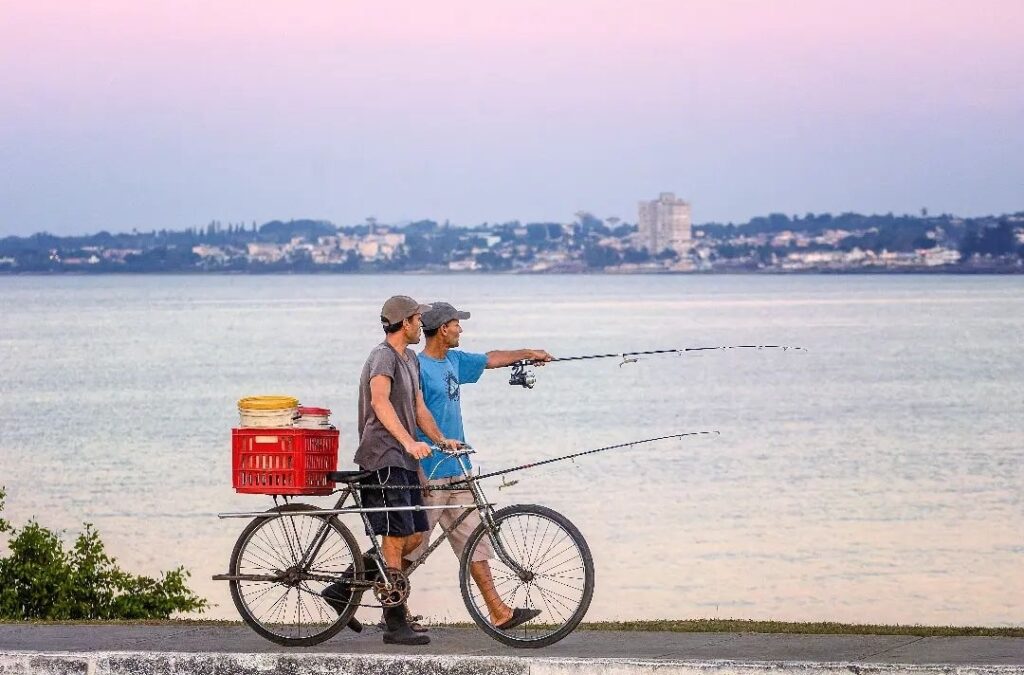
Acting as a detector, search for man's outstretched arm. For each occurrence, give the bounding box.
[485,349,553,369]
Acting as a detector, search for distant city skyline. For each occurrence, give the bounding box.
[2,0,1023,236]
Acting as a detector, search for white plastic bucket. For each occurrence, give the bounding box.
[239,407,297,428]
[294,406,332,429]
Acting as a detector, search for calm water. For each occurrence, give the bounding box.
[1,274,1022,626]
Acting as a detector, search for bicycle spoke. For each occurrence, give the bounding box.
[531,580,565,624]
[533,550,582,577]
[272,518,300,566]
[298,583,333,624]
[506,515,527,565]
[535,529,569,569]
[240,585,280,616]
[266,518,297,565]
[530,579,580,610]
[248,528,292,569]
[263,586,290,625]
[528,516,552,569]
[534,574,584,593]
[243,536,290,572]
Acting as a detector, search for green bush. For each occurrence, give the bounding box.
[0,487,208,620]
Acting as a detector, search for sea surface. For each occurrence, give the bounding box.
[1,274,1021,626]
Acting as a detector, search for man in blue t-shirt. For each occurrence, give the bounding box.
[405,301,552,631]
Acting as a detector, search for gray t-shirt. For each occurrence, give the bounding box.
[354,341,421,472]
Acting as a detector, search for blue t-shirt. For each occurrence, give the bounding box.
[416,349,488,478]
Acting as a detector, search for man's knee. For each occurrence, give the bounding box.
[404,532,424,553]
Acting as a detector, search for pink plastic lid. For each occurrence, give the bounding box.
[297,406,331,416]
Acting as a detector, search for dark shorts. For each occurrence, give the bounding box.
[359,466,428,538]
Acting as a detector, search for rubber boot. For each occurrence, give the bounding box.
[382,604,430,645]
[322,563,363,633]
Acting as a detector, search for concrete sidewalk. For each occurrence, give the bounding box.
[1,625,1023,674]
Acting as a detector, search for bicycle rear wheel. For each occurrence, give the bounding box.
[228,503,364,646]
[459,504,594,648]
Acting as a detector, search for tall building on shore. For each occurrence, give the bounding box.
[637,192,692,254]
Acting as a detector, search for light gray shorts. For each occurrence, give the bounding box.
[405,478,494,563]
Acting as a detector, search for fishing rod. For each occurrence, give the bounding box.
[508,344,806,388]
[469,430,719,485]
[311,433,719,494]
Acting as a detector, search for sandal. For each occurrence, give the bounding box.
[495,606,542,630]
[407,610,429,633]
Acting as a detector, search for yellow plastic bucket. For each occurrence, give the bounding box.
[237,396,299,428]
[238,396,299,411]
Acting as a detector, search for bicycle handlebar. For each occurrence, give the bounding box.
[431,443,475,457]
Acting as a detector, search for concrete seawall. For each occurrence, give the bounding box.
[2,626,1023,675]
[3,651,1024,675]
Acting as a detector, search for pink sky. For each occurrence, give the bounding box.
[2,0,1023,233]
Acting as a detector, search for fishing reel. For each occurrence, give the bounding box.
[509,361,537,389]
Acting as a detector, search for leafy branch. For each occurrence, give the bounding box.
[0,487,207,620]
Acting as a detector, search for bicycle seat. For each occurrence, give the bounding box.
[326,470,373,484]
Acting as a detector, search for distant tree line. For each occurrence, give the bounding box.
[958,220,1023,259]
[2,211,1022,273]
[698,212,1024,259]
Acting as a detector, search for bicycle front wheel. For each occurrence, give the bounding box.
[228,503,364,646]
[459,504,594,648]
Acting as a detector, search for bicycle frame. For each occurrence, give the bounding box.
[400,451,532,582]
[216,448,533,594]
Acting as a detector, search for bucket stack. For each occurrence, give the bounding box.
[232,395,339,495]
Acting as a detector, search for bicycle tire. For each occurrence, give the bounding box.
[459,503,594,648]
[228,502,364,646]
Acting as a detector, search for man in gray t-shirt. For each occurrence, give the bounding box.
[353,295,457,646]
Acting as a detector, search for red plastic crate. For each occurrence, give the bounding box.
[232,427,339,495]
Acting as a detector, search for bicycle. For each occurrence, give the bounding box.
[214,446,595,648]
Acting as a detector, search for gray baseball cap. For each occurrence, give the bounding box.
[421,301,471,331]
[380,295,432,325]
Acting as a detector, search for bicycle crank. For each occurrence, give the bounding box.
[372,567,411,607]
